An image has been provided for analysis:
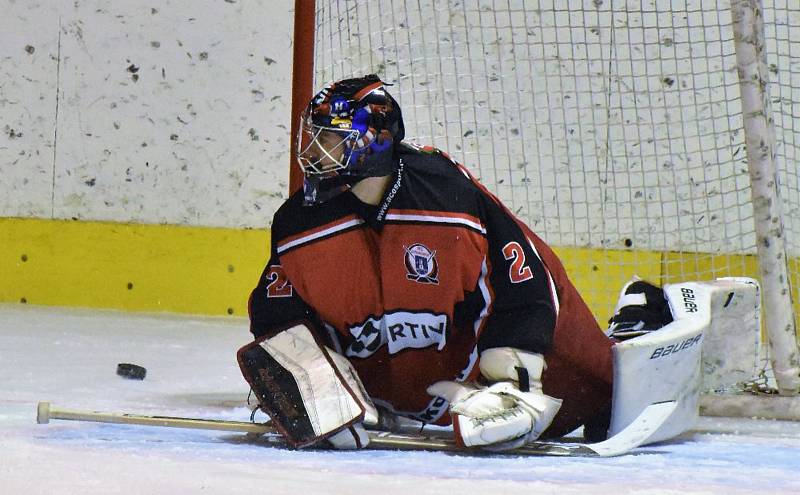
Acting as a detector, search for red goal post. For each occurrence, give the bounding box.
[290,0,800,400]
[289,0,317,195]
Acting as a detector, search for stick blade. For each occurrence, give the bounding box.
[586,400,677,457]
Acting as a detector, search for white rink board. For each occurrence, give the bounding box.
[2,0,798,255]
[0,0,292,228]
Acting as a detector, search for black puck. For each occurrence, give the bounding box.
[117,363,147,380]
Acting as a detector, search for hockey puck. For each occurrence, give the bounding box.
[116,363,147,380]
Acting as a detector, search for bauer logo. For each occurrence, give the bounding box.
[650,334,703,360]
[346,311,448,358]
[680,287,698,313]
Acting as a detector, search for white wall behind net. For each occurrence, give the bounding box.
[312,0,799,264]
[0,0,293,228]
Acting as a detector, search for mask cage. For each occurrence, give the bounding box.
[296,115,361,176]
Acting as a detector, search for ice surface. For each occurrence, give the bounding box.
[1,304,799,494]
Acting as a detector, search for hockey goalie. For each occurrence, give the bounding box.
[238,75,758,451]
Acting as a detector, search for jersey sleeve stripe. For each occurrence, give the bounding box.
[473,256,494,338]
[456,346,479,381]
[526,237,560,317]
[277,216,365,254]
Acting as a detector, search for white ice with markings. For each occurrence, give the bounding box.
[1,304,799,494]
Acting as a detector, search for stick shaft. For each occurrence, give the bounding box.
[34,402,616,456]
[37,403,447,448]
[40,402,274,434]
[37,402,456,451]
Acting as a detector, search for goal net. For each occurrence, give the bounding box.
[292,0,800,396]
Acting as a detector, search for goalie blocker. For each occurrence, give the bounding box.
[237,320,379,449]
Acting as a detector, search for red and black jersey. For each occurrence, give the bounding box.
[249,143,613,437]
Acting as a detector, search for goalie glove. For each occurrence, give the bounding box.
[427,347,562,450]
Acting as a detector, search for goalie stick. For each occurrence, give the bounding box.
[36,400,676,457]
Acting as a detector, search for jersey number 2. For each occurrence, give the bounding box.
[502,242,534,283]
[266,265,293,298]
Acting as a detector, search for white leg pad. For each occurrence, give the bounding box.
[700,277,760,393]
[609,278,761,445]
[609,290,704,444]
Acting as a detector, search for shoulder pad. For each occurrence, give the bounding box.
[401,142,460,166]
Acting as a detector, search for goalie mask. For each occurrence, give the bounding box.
[297,74,405,205]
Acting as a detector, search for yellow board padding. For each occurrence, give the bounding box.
[0,217,270,316]
[554,246,775,326]
[660,251,759,286]
[0,217,795,326]
[553,246,663,323]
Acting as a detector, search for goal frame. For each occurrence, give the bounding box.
[289,0,800,401]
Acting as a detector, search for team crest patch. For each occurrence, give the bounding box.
[404,243,439,284]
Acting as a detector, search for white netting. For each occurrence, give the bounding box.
[310,0,798,328]
[766,2,800,297]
